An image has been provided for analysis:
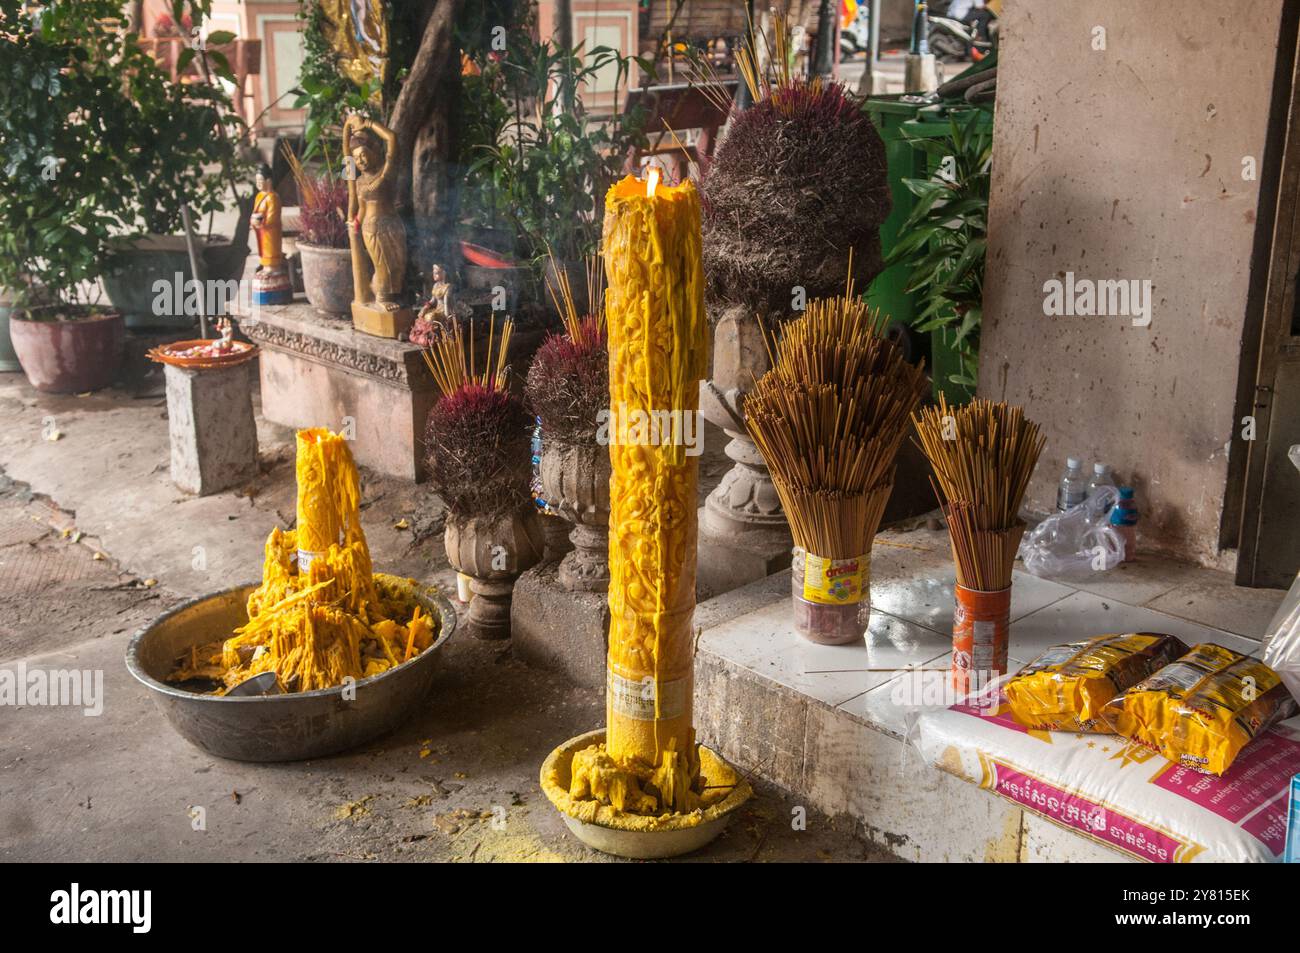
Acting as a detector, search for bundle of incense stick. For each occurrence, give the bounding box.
[746,284,929,560]
[544,252,605,347]
[421,316,513,398]
[913,396,1047,590]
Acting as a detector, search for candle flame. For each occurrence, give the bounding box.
[645,166,660,198]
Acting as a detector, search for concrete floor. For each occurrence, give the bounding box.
[0,368,891,862]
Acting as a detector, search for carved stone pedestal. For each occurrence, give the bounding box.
[164,362,259,496]
[238,303,436,481]
[697,303,793,598]
[539,439,611,593]
[444,507,545,641]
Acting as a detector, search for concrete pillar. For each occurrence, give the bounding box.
[164,362,259,496]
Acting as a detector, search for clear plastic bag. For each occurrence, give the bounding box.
[1018,485,1124,576]
[1263,571,1300,705]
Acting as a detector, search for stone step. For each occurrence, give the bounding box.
[691,570,1131,863]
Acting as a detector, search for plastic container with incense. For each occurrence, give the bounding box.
[913,397,1046,692]
[746,281,928,645]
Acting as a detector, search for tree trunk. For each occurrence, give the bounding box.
[389,0,463,283]
[556,0,575,112]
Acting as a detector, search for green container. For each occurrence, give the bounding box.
[863,97,929,334]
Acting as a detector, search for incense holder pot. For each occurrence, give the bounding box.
[539,438,611,592]
[298,242,353,316]
[444,507,545,640]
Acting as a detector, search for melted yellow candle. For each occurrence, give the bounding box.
[565,173,709,817]
[169,428,435,693]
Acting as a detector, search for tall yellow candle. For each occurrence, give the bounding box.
[588,171,708,813]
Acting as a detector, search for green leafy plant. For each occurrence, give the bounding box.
[0,0,246,307]
[292,1,380,160]
[461,20,650,267]
[885,111,992,390]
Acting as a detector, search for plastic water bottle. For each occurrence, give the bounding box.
[1056,457,1087,512]
[530,417,547,510]
[1087,463,1117,500]
[1110,486,1138,562]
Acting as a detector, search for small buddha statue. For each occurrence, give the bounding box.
[410,263,464,346]
[250,164,292,305]
[344,113,413,338]
[215,317,235,352]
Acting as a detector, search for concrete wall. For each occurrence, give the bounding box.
[980,1,1283,563]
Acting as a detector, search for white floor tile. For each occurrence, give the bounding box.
[695,600,790,670]
[869,567,1074,634]
[839,654,1029,737]
[746,651,886,707]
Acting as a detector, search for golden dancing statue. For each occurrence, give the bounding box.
[343,113,412,338]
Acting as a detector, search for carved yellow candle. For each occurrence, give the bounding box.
[588,171,708,813]
[295,428,349,572]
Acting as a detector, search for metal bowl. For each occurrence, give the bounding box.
[540,729,753,859]
[126,575,456,762]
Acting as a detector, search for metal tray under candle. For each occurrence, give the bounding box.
[540,728,753,859]
[126,575,456,762]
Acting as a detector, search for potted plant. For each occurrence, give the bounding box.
[284,147,352,316]
[459,14,648,311]
[526,266,610,591]
[0,1,247,378]
[0,278,46,374]
[424,319,543,639]
[101,4,251,329]
[884,111,992,403]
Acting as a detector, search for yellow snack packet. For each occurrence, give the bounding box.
[1101,643,1298,776]
[1005,633,1187,732]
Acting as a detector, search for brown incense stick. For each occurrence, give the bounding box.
[914,396,1045,590]
[746,284,928,559]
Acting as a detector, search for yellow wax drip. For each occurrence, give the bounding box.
[168,428,435,693]
[562,174,711,819]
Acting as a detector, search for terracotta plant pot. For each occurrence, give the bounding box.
[9,306,124,393]
[298,242,353,316]
[540,439,611,592]
[444,506,545,640]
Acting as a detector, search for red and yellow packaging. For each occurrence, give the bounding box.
[1101,643,1298,776]
[1004,632,1187,732]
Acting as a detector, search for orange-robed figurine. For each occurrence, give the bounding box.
[250,164,292,305]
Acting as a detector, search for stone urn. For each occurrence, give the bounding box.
[694,302,794,596]
[539,439,611,592]
[444,506,545,640]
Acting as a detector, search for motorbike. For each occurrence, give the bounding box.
[927,1,998,63]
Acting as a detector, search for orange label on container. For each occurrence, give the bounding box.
[801,554,869,606]
[952,585,1011,692]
